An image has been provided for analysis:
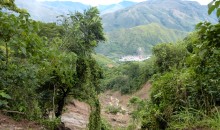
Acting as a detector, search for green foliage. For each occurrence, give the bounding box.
[92,54,117,68]
[0,0,27,13]
[127,6,220,128]
[0,90,11,108]
[101,58,156,94]
[101,118,112,130]
[208,0,220,17]
[39,118,61,130]
[153,42,188,73]
[37,22,64,39]
[0,1,45,120]
[105,105,124,115]
[0,1,105,129]
[131,14,220,129]
[88,96,101,130]
[59,7,105,55]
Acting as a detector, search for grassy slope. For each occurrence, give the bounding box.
[92,54,118,68]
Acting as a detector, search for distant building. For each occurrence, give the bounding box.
[119,55,150,62]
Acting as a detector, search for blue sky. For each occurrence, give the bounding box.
[36,0,212,6]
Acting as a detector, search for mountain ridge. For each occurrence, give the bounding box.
[15,0,137,22]
[102,0,217,32]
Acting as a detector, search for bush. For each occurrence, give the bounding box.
[39,118,61,130]
[105,105,123,115]
[101,118,112,130]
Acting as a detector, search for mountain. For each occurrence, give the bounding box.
[98,1,137,14]
[14,0,136,22]
[15,0,60,22]
[102,0,218,32]
[14,0,217,59]
[96,23,187,58]
[15,0,90,22]
[42,1,89,13]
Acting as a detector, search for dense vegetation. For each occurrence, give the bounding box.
[127,1,220,129]
[0,0,105,129]
[100,59,155,94]
[1,0,220,130]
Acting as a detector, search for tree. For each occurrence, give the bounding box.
[0,0,46,119]
[38,8,105,129]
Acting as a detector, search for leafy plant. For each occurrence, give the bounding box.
[0,90,11,107]
[105,105,122,115]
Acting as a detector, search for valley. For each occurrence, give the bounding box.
[1,0,220,130]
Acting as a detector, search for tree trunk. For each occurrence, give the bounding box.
[55,88,69,117]
[55,94,65,117]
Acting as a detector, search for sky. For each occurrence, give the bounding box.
[36,0,212,6]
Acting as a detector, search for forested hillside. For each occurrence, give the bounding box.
[96,23,187,57]
[97,0,218,58]
[97,1,220,129]
[102,0,217,32]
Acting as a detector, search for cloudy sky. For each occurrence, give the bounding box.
[36,0,212,6]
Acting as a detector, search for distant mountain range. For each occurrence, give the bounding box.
[102,0,217,32]
[15,0,137,22]
[14,0,219,59]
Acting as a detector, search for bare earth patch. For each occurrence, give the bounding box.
[0,82,151,130]
[0,112,44,130]
[99,82,151,128]
[61,100,90,130]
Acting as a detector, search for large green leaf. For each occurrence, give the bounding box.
[0,91,11,99]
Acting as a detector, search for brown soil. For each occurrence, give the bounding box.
[0,82,152,130]
[99,82,151,128]
[0,112,44,130]
[61,100,90,130]
[62,82,152,129]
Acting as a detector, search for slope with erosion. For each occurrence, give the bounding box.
[0,82,151,129]
[102,0,217,32]
[99,82,151,128]
[60,82,152,129]
[96,23,187,58]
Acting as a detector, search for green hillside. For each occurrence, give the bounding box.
[92,54,117,67]
[102,0,217,32]
[96,23,187,58]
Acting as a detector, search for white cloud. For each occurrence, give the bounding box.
[35,0,213,6]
